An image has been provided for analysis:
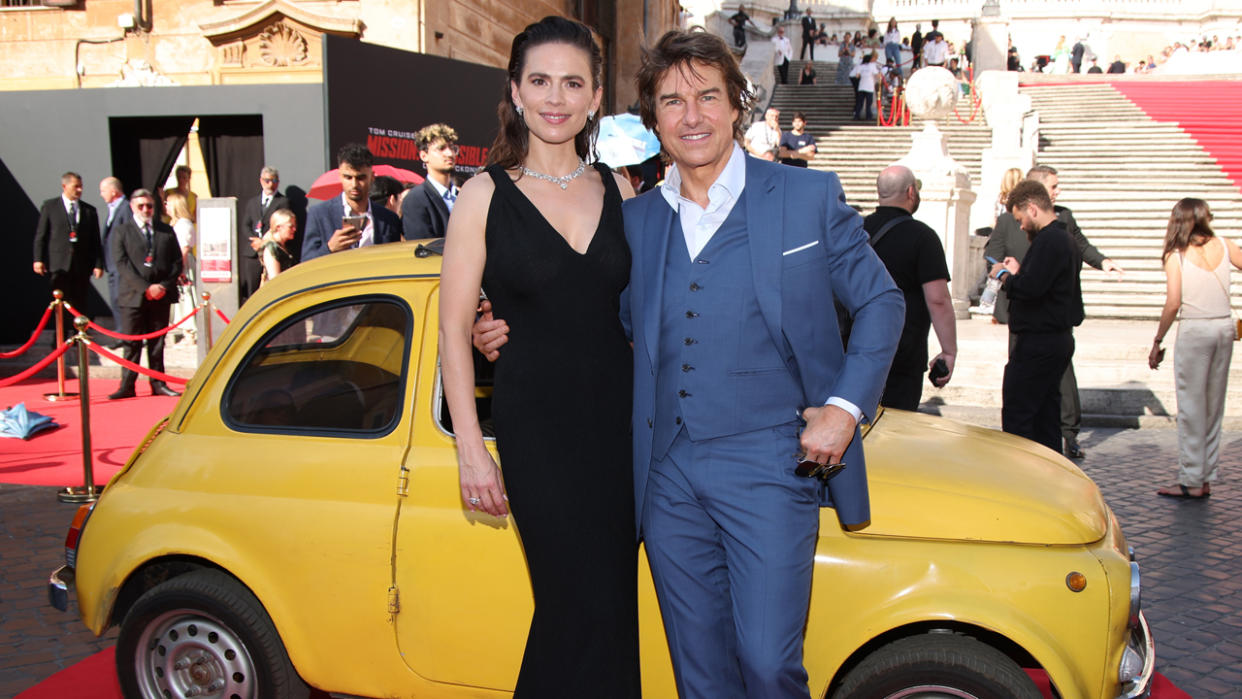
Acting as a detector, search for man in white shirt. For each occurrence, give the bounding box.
[923,34,949,67]
[773,24,794,84]
[743,107,781,160]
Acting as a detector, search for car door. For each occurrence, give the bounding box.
[172,287,422,692]
[391,284,533,691]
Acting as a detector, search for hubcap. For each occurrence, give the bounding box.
[884,687,980,699]
[134,609,257,699]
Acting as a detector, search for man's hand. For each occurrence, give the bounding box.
[327,225,362,252]
[32,262,46,275]
[990,256,1020,279]
[471,299,509,362]
[92,267,103,279]
[799,405,857,466]
[249,235,264,252]
[144,284,166,301]
[1101,258,1125,278]
[929,352,955,387]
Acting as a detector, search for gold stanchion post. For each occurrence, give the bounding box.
[58,316,100,503]
[43,290,79,402]
[201,291,214,350]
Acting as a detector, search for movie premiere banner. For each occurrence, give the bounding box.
[323,36,506,180]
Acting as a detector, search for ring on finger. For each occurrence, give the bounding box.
[467,497,481,506]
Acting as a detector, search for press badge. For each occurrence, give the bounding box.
[69,231,78,243]
[144,254,154,268]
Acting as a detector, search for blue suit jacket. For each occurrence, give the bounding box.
[300,198,402,262]
[622,156,903,528]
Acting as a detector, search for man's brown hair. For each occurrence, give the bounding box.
[636,29,754,142]
[416,123,458,151]
[1006,179,1053,214]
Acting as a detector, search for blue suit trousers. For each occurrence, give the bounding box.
[643,423,819,699]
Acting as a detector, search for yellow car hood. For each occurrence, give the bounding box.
[857,410,1108,546]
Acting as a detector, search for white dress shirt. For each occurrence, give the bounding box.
[659,144,862,423]
[61,194,79,226]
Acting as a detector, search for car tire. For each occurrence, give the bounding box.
[833,632,1043,699]
[116,569,312,699]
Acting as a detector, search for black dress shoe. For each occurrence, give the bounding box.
[1064,441,1085,459]
[108,388,136,400]
[150,383,181,398]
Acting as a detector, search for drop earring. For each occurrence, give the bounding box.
[587,110,596,120]
[515,105,524,116]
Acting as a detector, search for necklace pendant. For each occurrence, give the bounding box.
[560,182,569,190]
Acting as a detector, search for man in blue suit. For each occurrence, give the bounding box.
[475,30,902,698]
[301,144,402,262]
[99,176,132,315]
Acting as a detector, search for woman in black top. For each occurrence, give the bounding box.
[439,15,639,699]
[800,61,817,84]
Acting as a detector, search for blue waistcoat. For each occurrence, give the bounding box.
[651,196,804,460]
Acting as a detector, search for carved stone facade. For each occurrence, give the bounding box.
[0,0,681,108]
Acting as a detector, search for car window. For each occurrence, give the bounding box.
[224,296,411,436]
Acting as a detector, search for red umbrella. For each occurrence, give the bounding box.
[307,164,424,200]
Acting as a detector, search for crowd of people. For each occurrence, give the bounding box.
[25,12,1234,697]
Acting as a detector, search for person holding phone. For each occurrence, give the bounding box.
[301,144,401,261]
[865,165,956,410]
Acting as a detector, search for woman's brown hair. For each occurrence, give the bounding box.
[486,16,602,171]
[1162,197,1215,262]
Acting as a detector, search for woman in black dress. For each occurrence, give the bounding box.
[439,16,640,699]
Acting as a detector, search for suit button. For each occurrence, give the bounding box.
[682,364,694,372]
[689,283,702,291]
[685,310,699,318]
[647,418,653,428]
[684,337,696,346]
[675,417,682,425]
[678,389,691,398]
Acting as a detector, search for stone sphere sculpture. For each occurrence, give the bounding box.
[904,66,959,120]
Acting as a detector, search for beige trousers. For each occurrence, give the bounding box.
[1174,317,1235,487]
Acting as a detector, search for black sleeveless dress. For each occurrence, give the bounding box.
[482,163,639,698]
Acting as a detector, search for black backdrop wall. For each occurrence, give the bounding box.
[323,35,506,180]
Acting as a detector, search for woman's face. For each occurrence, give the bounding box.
[510,42,602,151]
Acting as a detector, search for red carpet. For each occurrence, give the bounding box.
[0,377,179,487]
[14,646,1188,699]
[1113,81,1242,193]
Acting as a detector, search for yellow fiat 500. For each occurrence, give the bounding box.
[50,241,1153,699]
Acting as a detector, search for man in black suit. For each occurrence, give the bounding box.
[302,144,402,261]
[99,176,132,315]
[984,165,1124,459]
[33,172,103,316]
[799,7,817,60]
[238,166,288,303]
[401,123,459,240]
[109,189,182,400]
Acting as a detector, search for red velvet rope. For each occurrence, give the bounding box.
[953,66,982,124]
[0,341,73,388]
[65,302,202,341]
[214,307,231,324]
[0,304,54,359]
[85,341,189,385]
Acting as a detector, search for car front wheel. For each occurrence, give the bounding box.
[833,633,1043,699]
[116,569,311,699]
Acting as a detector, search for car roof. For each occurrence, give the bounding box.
[271,239,445,289]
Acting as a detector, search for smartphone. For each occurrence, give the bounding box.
[342,214,367,231]
[928,358,949,385]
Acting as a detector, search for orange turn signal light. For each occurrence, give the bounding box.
[1065,571,1087,592]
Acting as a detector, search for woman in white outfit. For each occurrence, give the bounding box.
[164,191,197,329]
[1149,198,1242,499]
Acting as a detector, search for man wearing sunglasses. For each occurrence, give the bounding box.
[401,123,460,240]
[108,189,182,399]
[239,166,289,304]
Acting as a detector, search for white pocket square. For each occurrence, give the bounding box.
[782,241,819,256]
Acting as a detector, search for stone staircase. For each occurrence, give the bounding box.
[1021,82,1242,319]
[768,59,992,214]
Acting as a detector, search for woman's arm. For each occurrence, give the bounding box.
[260,244,282,284]
[438,174,508,517]
[1225,236,1242,269]
[1150,253,1182,369]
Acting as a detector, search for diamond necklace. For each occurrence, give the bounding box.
[521,159,587,190]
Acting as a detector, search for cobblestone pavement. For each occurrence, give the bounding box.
[2,426,1240,698]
